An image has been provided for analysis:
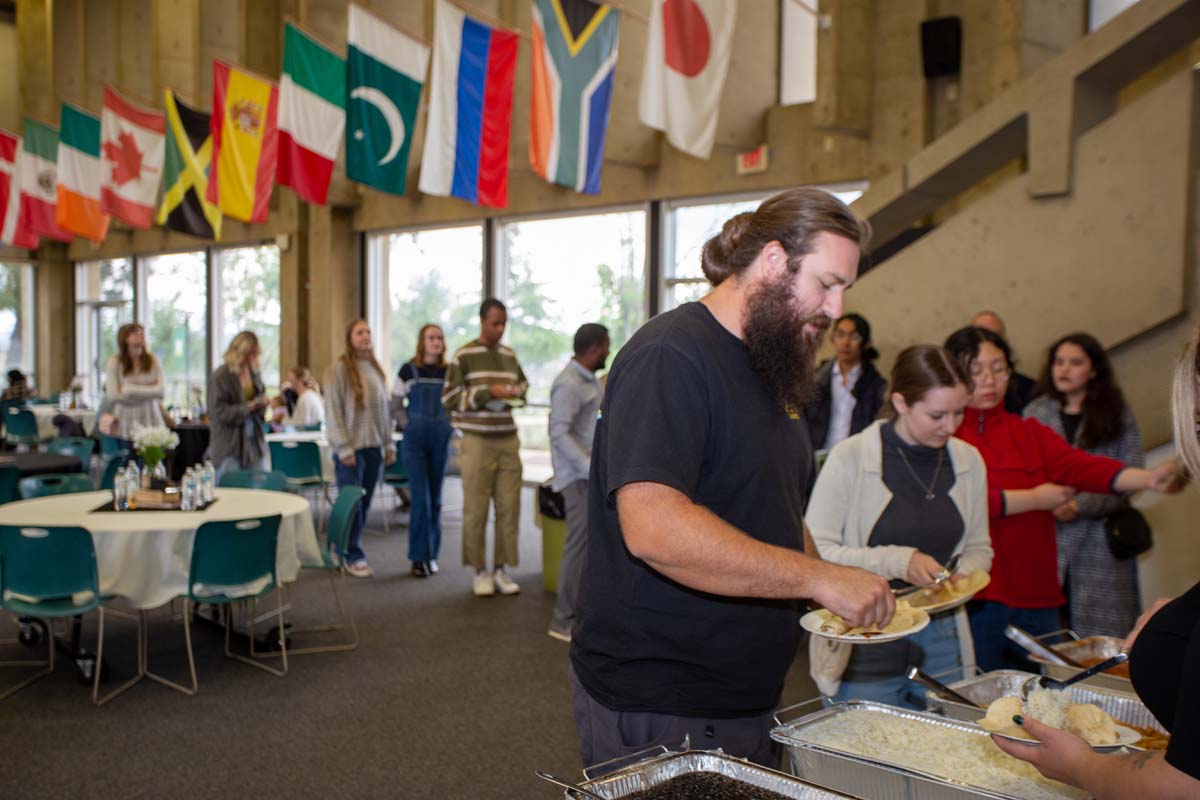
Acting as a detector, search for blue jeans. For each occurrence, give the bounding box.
[830,611,965,710]
[968,600,1060,673]
[333,447,383,564]
[402,419,451,563]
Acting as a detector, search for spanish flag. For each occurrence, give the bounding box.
[206,61,279,224]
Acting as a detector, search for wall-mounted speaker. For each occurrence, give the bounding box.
[921,16,962,79]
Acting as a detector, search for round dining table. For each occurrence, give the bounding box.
[0,488,322,610]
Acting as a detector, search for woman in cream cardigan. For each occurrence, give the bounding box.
[806,344,993,709]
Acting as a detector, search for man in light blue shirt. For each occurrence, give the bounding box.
[548,323,610,642]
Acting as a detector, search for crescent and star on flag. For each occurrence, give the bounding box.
[350,86,406,166]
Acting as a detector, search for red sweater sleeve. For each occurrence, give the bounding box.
[1031,418,1124,493]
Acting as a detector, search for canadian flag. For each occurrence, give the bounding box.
[638,0,738,160]
[100,86,166,229]
[0,130,37,249]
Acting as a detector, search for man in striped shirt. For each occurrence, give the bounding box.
[442,299,528,597]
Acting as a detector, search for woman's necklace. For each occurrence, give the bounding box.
[896,444,944,501]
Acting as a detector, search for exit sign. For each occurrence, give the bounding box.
[736,145,770,175]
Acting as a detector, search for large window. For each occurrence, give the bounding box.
[368,224,484,377]
[213,245,281,392]
[497,208,647,455]
[0,262,35,388]
[75,258,134,403]
[141,251,208,412]
[661,187,866,312]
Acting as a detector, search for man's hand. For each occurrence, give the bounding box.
[1124,596,1173,651]
[992,715,1096,787]
[905,552,943,586]
[488,384,513,399]
[1053,499,1079,522]
[1031,483,1076,511]
[811,562,894,629]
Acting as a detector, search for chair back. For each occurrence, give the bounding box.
[0,525,99,611]
[188,515,282,602]
[99,457,127,491]
[98,434,126,461]
[268,440,323,482]
[300,423,323,432]
[383,456,409,484]
[218,469,287,492]
[4,407,39,439]
[326,486,366,559]
[19,473,96,499]
[0,398,27,417]
[0,466,19,504]
[47,437,96,470]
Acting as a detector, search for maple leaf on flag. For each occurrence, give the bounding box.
[103,130,144,186]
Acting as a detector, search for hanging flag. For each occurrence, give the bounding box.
[638,0,738,160]
[419,0,518,208]
[529,0,620,195]
[56,104,111,242]
[18,119,72,243]
[206,61,279,224]
[0,130,38,249]
[345,5,428,197]
[157,91,222,240]
[100,86,166,229]
[279,22,345,205]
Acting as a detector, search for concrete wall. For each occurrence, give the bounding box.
[0,19,19,132]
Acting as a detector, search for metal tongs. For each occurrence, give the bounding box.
[905,666,983,708]
[534,771,606,799]
[894,553,961,598]
[1018,652,1130,700]
[1004,625,1084,668]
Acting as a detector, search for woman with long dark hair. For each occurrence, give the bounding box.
[105,322,165,437]
[1024,333,1143,636]
[804,313,887,452]
[392,323,452,578]
[326,319,395,578]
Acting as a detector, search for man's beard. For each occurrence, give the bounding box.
[743,272,830,412]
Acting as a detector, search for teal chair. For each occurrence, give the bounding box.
[299,423,323,432]
[47,437,96,472]
[0,467,19,505]
[19,473,95,499]
[144,514,286,696]
[98,434,127,462]
[268,440,331,521]
[217,469,286,492]
[4,407,49,450]
[0,524,140,705]
[270,486,365,657]
[380,457,411,535]
[99,457,129,491]
[29,397,56,405]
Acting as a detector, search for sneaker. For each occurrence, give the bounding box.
[425,559,439,575]
[493,568,520,596]
[346,560,374,578]
[473,571,495,597]
[547,625,572,643]
[411,561,429,578]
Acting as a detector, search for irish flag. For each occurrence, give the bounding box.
[207,61,279,224]
[100,86,166,229]
[20,119,72,243]
[57,104,111,242]
[0,130,38,249]
[278,22,345,205]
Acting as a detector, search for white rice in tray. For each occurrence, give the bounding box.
[791,710,1088,800]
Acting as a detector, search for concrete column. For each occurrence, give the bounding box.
[16,0,55,122]
[35,244,75,394]
[305,207,359,383]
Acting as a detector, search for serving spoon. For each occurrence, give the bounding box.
[894,553,962,598]
[534,770,608,799]
[1018,652,1130,700]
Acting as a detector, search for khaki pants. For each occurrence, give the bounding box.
[460,432,523,571]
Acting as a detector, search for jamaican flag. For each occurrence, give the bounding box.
[156,91,222,239]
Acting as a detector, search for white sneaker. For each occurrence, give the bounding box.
[473,571,495,597]
[493,568,520,596]
[346,560,374,578]
[547,625,572,643]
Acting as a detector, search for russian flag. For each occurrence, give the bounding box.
[418,0,518,208]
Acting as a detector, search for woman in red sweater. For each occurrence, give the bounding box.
[943,326,1178,671]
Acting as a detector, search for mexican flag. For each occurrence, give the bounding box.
[57,103,111,241]
[278,22,345,205]
[20,118,72,243]
[345,4,428,196]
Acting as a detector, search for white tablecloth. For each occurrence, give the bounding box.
[0,488,321,609]
[265,431,402,483]
[30,407,97,439]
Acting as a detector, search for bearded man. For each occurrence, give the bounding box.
[568,188,895,768]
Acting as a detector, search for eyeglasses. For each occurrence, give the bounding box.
[970,363,1012,382]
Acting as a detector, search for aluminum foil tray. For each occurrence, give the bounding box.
[1027,636,1132,692]
[771,700,1089,800]
[576,750,860,799]
[925,669,1166,733]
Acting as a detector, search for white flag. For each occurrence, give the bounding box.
[638,0,738,160]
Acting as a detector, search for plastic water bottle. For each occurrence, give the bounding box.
[113,467,127,510]
[181,468,196,510]
[202,459,215,503]
[125,464,140,509]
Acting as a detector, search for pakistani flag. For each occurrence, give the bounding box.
[345,4,429,195]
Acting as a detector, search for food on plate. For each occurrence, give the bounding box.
[981,696,1024,731]
[1128,723,1171,750]
[1066,703,1118,745]
[977,687,1121,746]
[906,570,988,608]
[817,601,921,637]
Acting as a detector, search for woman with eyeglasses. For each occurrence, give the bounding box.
[943,326,1179,672]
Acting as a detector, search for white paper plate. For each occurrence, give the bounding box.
[985,723,1143,752]
[800,607,930,644]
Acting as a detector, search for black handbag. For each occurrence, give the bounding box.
[1105,507,1153,560]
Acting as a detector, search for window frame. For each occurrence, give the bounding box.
[0,260,37,388]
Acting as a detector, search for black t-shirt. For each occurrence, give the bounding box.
[569,302,812,718]
[1129,581,1200,780]
[1060,411,1082,445]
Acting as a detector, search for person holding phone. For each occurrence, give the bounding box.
[208,331,269,483]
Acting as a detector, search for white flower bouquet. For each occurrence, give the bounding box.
[131,424,181,473]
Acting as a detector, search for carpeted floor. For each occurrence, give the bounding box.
[0,479,818,799]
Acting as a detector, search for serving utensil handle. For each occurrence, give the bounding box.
[1005,624,1084,668]
[905,666,984,709]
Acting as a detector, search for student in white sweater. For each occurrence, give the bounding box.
[806,345,993,707]
[273,366,324,429]
[104,323,165,438]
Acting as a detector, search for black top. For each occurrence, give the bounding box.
[869,423,962,587]
[1129,581,1200,780]
[398,363,448,382]
[570,302,812,718]
[1059,411,1082,445]
[1004,371,1037,414]
[803,359,887,454]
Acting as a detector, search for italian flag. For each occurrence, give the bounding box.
[20,118,72,243]
[57,104,110,242]
[278,22,345,205]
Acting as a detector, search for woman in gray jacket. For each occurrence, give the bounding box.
[208,331,269,482]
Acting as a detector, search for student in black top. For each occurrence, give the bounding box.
[569,188,893,769]
[994,323,1200,798]
[971,311,1036,413]
[804,313,887,452]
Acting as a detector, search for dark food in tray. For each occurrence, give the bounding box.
[620,772,794,800]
